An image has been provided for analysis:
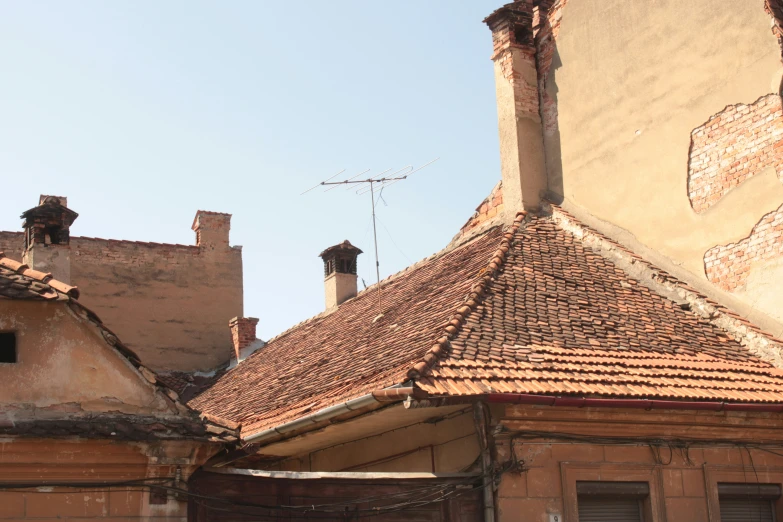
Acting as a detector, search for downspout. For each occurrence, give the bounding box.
[473,402,496,522]
[243,386,426,444]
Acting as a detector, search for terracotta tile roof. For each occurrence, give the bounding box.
[416,213,783,402]
[189,228,506,435]
[193,206,783,437]
[0,252,79,299]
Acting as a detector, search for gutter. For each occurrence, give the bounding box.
[243,386,427,444]
[405,393,783,413]
[205,467,479,480]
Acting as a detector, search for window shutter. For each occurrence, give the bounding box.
[718,498,774,522]
[577,496,643,522]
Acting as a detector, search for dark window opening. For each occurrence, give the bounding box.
[577,481,649,522]
[0,333,17,363]
[45,225,62,245]
[513,26,531,46]
[719,483,780,522]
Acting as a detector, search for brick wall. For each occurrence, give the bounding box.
[451,182,504,245]
[69,235,243,371]
[688,94,783,213]
[704,204,783,291]
[0,224,243,372]
[0,232,23,260]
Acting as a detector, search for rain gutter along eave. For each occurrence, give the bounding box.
[404,393,783,413]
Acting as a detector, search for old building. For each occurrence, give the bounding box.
[0,196,243,372]
[4,1,783,521]
[0,252,238,520]
[180,1,783,521]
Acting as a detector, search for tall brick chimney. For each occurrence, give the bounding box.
[192,211,231,251]
[229,316,261,362]
[21,195,78,283]
[485,1,547,218]
[319,240,362,310]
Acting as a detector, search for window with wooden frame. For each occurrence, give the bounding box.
[718,483,781,522]
[577,481,650,522]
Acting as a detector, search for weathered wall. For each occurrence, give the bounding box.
[539,1,783,324]
[267,409,480,473]
[0,439,212,521]
[495,404,783,522]
[0,300,172,416]
[0,226,243,372]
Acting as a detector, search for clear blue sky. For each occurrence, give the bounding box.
[0,1,502,340]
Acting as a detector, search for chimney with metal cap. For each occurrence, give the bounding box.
[319,240,363,310]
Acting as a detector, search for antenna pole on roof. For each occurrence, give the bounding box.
[369,179,382,313]
[303,159,440,317]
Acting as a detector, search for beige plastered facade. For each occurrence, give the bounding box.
[542,1,783,326]
[0,299,218,520]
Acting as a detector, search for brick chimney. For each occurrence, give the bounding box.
[319,240,362,310]
[485,1,547,218]
[192,211,231,251]
[21,195,78,283]
[229,316,261,362]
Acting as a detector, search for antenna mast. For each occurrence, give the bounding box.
[302,159,439,315]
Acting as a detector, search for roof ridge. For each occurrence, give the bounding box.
[259,225,506,349]
[407,211,529,380]
[547,204,783,366]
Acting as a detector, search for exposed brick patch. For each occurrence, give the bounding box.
[486,2,540,120]
[452,182,504,245]
[704,204,783,291]
[688,94,783,213]
[766,0,783,62]
[534,0,568,135]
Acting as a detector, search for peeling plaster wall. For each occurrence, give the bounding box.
[0,438,215,520]
[0,300,171,416]
[541,1,783,324]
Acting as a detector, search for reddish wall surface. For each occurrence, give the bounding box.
[0,228,242,372]
[496,405,783,522]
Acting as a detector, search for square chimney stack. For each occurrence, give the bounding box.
[319,240,362,310]
[21,195,78,283]
[485,1,547,218]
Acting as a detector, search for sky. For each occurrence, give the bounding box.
[0,1,502,340]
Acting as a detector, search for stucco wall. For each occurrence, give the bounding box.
[268,409,481,473]
[541,1,783,324]
[0,300,171,416]
[496,404,783,522]
[0,229,243,372]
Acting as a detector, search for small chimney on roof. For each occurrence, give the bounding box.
[319,240,363,310]
[229,316,262,363]
[192,211,231,251]
[21,195,78,283]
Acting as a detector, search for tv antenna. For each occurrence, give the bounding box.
[302,158,439,315]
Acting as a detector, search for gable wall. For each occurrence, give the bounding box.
[539,0,783,325]
[0,300,171,416]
